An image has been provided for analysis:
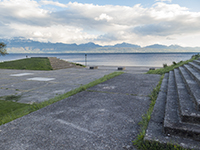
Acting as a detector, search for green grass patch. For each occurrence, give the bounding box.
[133,75,189,150]
[0,100,29,118]
[0,95,33,125]
[138,141,189,150]
[147,53,200,75]
[0,71,123,125]
[0,57,53,70]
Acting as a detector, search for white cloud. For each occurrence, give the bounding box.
[40,0,68,8]
[1,0,200,47]
[0,0,48,18]
[6,23,97,44]
[155,0,172,2]
[95,13,113,22]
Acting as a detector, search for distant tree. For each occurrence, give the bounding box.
[0,42,8,56]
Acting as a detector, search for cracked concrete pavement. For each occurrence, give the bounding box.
[0,70,161,150]
[0,66,153,103]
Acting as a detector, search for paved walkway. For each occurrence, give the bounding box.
[0,66,155,103]
[0,72,160,150]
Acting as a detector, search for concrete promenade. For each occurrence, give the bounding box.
[0,67,115,103]
[0,67,161,150]
[0,66,156,103]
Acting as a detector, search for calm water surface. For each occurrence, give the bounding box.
[0,53,197,67]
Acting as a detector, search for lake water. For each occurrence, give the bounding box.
[0,53,198,67]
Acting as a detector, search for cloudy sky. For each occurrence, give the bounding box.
[0,0,200,47]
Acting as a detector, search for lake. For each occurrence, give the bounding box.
[0,53,198,67]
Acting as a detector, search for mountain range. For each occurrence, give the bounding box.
[1,37,200,53]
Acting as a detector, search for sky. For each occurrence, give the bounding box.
[1,0,200,47]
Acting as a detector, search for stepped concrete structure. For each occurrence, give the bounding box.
[145,58,200,149]
[48,57,82,70]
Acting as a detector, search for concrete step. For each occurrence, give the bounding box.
[184,64,200,86]
[145,73,200,150]
[148,73,168,126]
[145,73,168,140]
[188,62,200,73]
[164,71,200,141]
[193,60,200,65]
[48,57,81,70]
[175,68,200,123]
[179,66,200,111]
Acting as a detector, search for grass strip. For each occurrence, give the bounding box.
[34,71,124,109]
[147,54,200,75]
[0,100,29,118]
[133,75,189,150]
[0,71,123,126]
[0,57,52,70]
[136,141,189,150]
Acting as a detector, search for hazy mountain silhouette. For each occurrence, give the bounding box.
[1,37,199,53]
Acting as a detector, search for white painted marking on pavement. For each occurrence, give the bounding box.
[10,73,34,76]
[103,86,116,90]
[57,119,94,135]
[27,77,55,81]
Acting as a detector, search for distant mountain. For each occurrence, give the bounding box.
[79,42,101,48]
[1,37,200,53]
[112,42,141,48]
[1,38,103,52]
[1,38,142,53]
[145,44,169,49]
[144,44,186,50]
[168,44,183,49]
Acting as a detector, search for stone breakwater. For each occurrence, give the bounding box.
[48,57,82,70]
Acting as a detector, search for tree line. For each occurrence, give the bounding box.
[0,42,8,56]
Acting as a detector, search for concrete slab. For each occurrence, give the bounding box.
[0,68,115,103]
[0,92,150,150]
[1,80,49,90]
[89,74,161,96]
[0,73,161,150]
[0,66,158,103]
[0,88,19,97]
[19,86,75,103]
